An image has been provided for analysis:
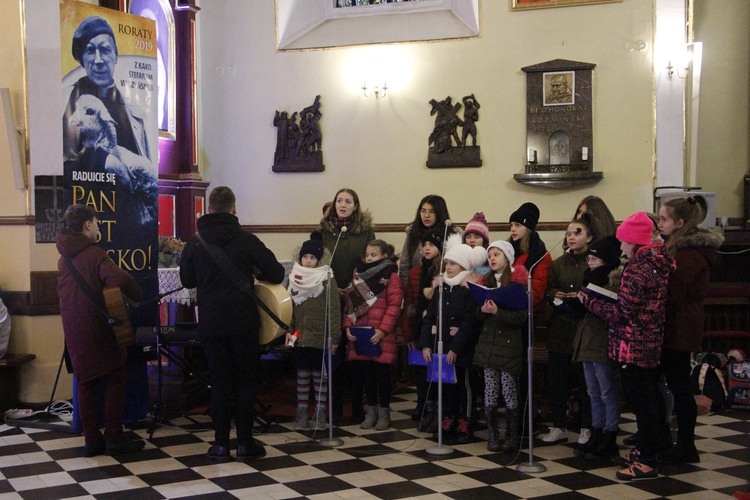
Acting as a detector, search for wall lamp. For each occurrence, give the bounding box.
[362,82,388,99]
[666,44,695,80]
[666,59,690,79]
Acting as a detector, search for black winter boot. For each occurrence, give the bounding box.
[585,428,619,460]
[418,401,436,433]
[500,407,521,451]
[485,406,501,452]
[575,427,602,457]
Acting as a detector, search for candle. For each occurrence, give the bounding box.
[528,149,537,163]
[582,147,589,161]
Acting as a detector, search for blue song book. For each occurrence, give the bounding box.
[467,282,528,311]
[350,326,382,357]
[426,354,457,384]
[407,348,427,366]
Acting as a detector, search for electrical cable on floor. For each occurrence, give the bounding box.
[3,399,73,422]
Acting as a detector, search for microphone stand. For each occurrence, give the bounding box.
[516,256,546,473]
[517,233,565,474]
[319,226,346,448]
[427,222,454,456]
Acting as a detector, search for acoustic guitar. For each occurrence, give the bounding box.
[102,285,135,348]
[254,281,293,345]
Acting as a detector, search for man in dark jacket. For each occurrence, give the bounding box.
[56,204,144,457]
[180,186,285,462]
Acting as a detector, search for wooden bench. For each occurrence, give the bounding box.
[702,282,750,354]
[0,353,36,412]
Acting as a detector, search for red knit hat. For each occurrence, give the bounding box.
[616,212,653,246]
[464,211,490,244]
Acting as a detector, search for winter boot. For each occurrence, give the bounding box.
[361,405,378,429]
[312,407,327,432]
[418,401,436,433]
[500,407,521,451]
[659,441,700,464]
[485,406,501,452]
[586,428,620,460]
[455,416,473,444]
[434,415,458,441]
[426,403,442,435]
[294,407,309,431]
[374,406,391,430]
[575,427,602,457]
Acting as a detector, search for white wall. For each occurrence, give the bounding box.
[694,0,750,218]
[196,0,656,237]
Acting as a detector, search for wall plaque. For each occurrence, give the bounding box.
[515,59,603,188]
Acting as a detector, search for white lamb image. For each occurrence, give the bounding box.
[68,94,158,225]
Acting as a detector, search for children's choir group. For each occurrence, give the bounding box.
[284,188,724,481]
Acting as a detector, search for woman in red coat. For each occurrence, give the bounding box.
[344,240,403,430]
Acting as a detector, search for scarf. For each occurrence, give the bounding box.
[287,263,330,305]
[332,215,353,230]
[511,231,547,273]
[443,269,470,287]
[345,258,397,321]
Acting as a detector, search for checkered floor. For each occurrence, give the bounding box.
[1,387,749,499]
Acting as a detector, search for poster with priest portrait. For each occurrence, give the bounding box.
[60,1,159,330]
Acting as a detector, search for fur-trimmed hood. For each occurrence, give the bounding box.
[319,209,374,236]
[669,227,724,251]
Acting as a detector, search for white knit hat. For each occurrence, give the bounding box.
[487,240,515,268]
[444,242,486,271]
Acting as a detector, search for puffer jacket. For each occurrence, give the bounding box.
[663,228,724,352]
[289,276,341,350]
[473,265,530,375]
[584,244,675,369]
[572,263,622,364]
[545,250,588,354]
[319,210,375,287]
[512,231,552,314]
[343,271,402,364]
[419,275,478,368]
[402,263,424,345]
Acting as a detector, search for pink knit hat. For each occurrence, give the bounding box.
[464,211,490,244]
[616,211,653,246]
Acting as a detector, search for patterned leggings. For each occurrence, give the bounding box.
[297,369,327,411]
[484,367,519,410]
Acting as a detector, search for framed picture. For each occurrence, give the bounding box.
[543,71,575,106]
[512,0,622,10]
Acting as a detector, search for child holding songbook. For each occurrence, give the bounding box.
[419,236,485,440]
[473,241,529,452]
[402,228,444,423]
[286,232,341,432]
[541,212,600,446]
[343,240,402,430]
[580,212,675,480]
[571,236,622,460]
